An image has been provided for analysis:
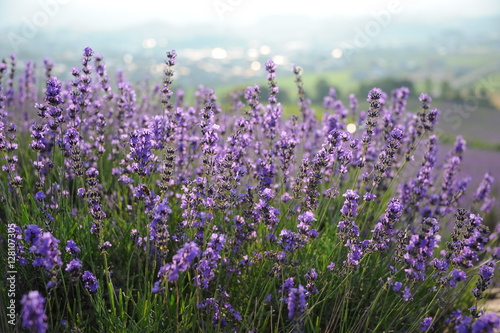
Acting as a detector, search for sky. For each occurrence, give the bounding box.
[0,0,499,30]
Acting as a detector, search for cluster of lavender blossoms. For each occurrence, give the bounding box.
[0,47,498,332]
[20,291,48,333]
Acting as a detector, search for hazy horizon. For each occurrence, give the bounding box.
[1,0,499,31]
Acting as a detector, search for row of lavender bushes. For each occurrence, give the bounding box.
[0,47,499,332]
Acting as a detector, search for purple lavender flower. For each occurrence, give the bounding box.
[304,268,319,294]
[401,135,438,217]
[86,167,99,178]
[99,241,112,251]
[147,197,172,258]
[94,53,113,100]
[362,88,383,148]
[305,268,318,280]
[481,197,496,214]
[9,174,23,188]
[25,224,42,245]
[161,50,177,112]
[473,261,496,299]
[349,93,358,114]
[390,87,409,118]
[21,291,48,333]
[287,284,307,320]
[276,130,297,182]
[196,292,241,327]
[403,218,441,280]
[343,240,364,268]
[265,60,276,78]
[255,158,277,189]
[370,198,403,251]
[472,313,500,333]
[437,155,463,215]
[282,277,295,291]
[128,129,156,177]
[474,172,494,202]
[297,211,316,234]
[453,135,467,157]
[253,195,280,229]
[6,224,26,265]
[65,258,83,282]
[279,229,305,253]
[83,46,94,57]
[340,189,360,217]
[158,242,200,283]
[82,271,99,293]
[66,239,80,255]
[419,93,432,110]
[281,192,292,203]
[31,232,62,273]
[62,127,84,176]
[34,191,46,201]
[260,188,275,201]
[420,317,433,332]
[199,103,221,175]
[373,127,405,186]
[402,286,412,301]
[194,234,226,289]
[263,60,282,140]
[151,280,163,294]
[448,268,467,288]
[36,76,65,131]
[327,262,336,271]
[431,257,449,273]
[447,309,472,333]
[68,47,94,121]
[479,263,495,281]
[29,123,47,152]
[393,281,403,292]
[363,193,376,201]
[85,167,106,233]
[449,213,490,269]
[338,189,361,246]
[44,77,63,106]
[43,58,54,79]
[425,108,439,131]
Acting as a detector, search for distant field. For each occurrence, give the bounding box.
[436,102,500,145]
[438,144,500,215]
[445,53,500,68]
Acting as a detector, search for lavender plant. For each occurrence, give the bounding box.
[0,48,499,333]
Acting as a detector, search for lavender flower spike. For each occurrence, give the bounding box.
[21,291,48,333]
[471,313,500,333]
[420,317,433,332]
[287,284,308,320]
[340,189,360,217]
[24,224,42,245]
[82,271,99,293]
[474,172,494,202]
[158,241,200,282]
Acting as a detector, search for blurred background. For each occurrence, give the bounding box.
[1,0,499,211]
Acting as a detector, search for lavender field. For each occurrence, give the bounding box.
[0,47,499,332]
